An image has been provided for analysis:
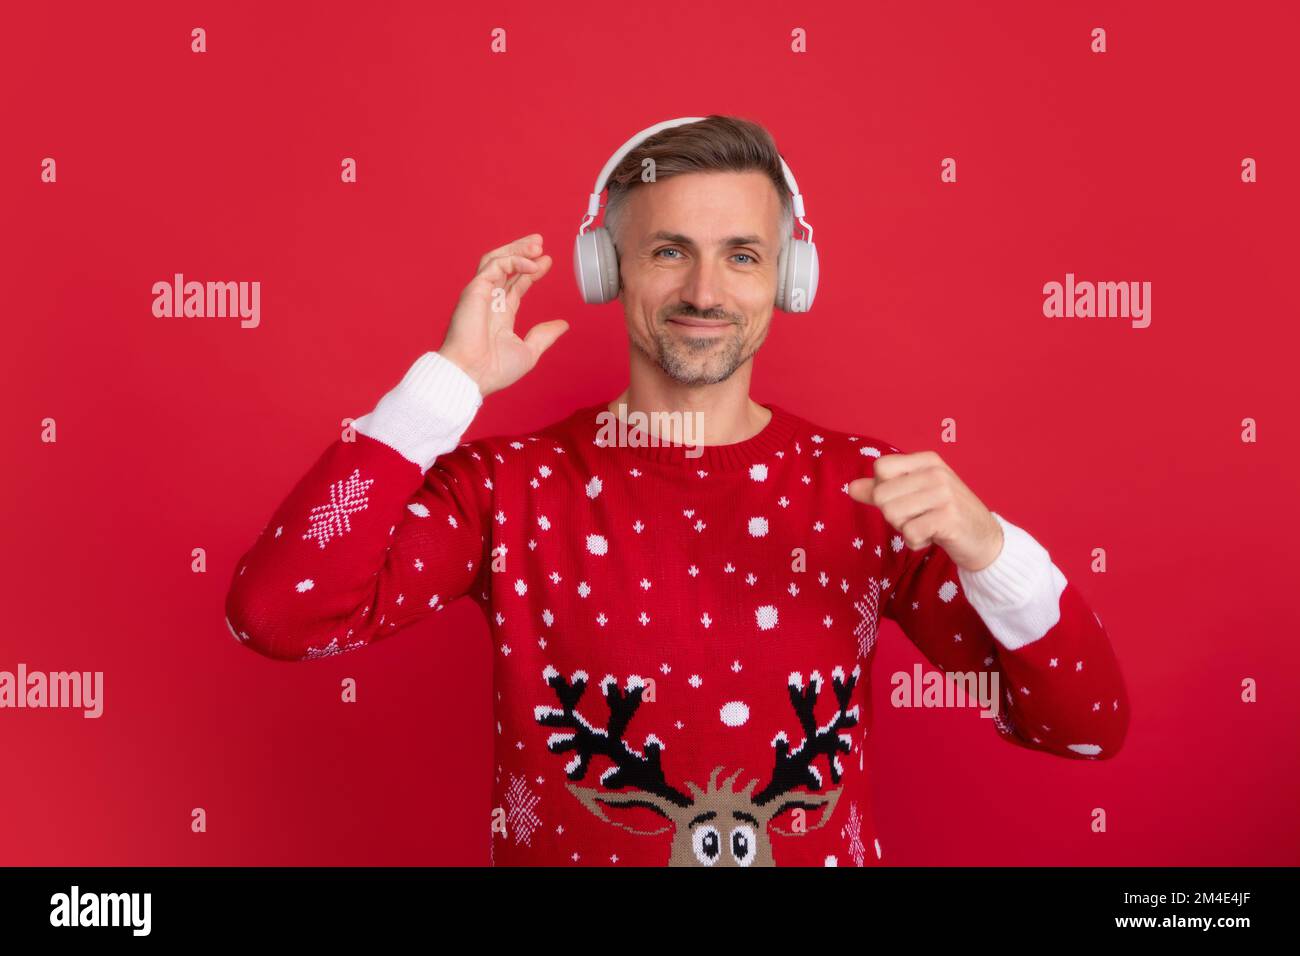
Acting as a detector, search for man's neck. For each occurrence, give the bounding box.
[605,369,772,447]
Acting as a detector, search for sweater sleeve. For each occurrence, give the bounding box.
[879,509,1130,760]
[224,351,494,661]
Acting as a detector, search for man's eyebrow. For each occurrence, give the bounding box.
[645,231,768,248]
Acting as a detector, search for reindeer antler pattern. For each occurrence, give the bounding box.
[533,664,693,808]
[530,661,864,866]
[754,665,861,806]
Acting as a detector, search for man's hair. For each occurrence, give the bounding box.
[601,114,794,260]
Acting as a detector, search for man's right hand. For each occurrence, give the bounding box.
[437,233,568,398]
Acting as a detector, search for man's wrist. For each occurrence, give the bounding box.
[957,512,1068,651]
[436,347,488,397]
[352,350,483,471]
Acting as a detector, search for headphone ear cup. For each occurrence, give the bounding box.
[574,228,620,304]
[596,228,619,301]
[777,238,818,313]
[775,241,790,311]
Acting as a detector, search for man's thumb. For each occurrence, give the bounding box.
[847,477,875,504]
[524,319,569,358]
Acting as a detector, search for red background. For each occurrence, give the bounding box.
[3,1,1297,865]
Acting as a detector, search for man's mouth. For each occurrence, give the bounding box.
[668,316,732,329]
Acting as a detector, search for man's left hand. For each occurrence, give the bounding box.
[847,451,1003,572]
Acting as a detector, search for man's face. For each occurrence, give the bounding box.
[615,170,783,386]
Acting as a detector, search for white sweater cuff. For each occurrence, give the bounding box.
[956,511,1068,651]
[352,351,483,471]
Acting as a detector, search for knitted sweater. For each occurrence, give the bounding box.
[225,351,1130,867]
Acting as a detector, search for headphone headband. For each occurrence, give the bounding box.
[573,115,820,312]
[581,116,807,227]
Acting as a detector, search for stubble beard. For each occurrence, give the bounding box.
[638,312,753,386]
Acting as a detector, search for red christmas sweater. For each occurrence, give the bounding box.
[225,351,1129,867]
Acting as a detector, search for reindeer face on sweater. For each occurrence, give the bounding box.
[534,663,859,867]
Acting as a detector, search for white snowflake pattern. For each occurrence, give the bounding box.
[301,635,367,660]
[504,773,543,847]
[841,801,867,866]
[303,469,375,549]
[853,579,881,658]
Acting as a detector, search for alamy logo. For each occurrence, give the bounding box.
[890,663,1000,718]
[0,663,102,718]
[594,404,705,459]
[1043,272,1151,328]
[152,273,260,328]
[49,885,151,936]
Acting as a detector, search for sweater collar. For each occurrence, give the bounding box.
[571,399,800,469]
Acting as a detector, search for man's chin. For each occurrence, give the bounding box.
[659,358,738,387]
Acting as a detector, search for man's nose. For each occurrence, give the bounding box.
[679,257,726,313]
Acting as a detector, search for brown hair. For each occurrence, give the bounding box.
[601,115,794,257]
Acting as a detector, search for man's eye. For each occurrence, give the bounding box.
[733,253,755,264]
[656,248,682,259]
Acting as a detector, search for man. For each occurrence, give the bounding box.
[225,115,1129,867]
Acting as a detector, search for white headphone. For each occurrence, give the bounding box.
[573,116,819,313]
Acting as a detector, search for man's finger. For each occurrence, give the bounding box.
[506,254,553,310]
[847,477,875,504]
[471,254,542,292]
[522,319,570,360]
[870,451,936,483]
[477,234,543,274]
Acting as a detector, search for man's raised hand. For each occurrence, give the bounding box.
[848,450,1004,572]
[437,233,569,397]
